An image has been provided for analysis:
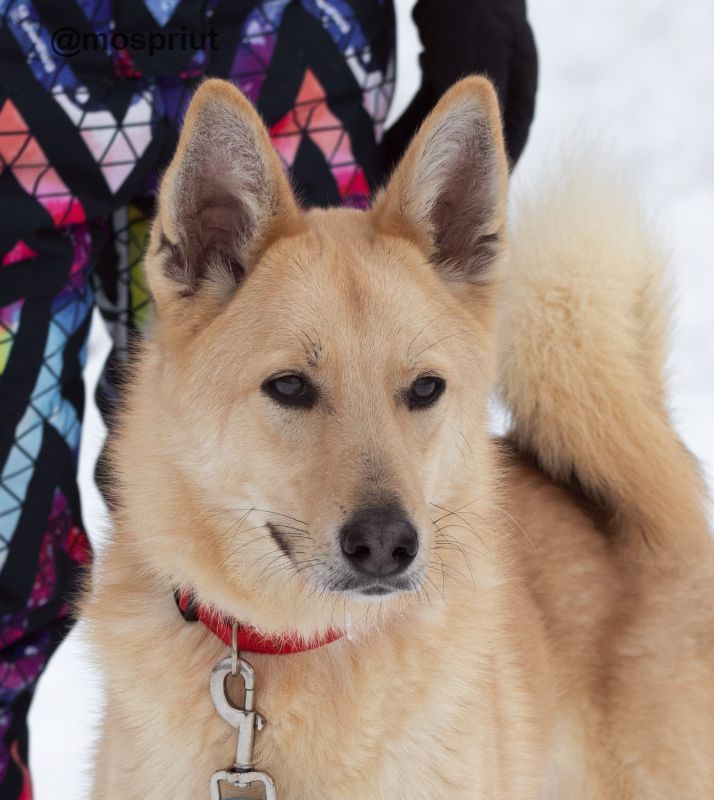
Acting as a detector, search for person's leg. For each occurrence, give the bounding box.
[0,2,163,789]
[0,135,93,797]
[92,199,154,499]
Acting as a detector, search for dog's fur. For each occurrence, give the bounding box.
[84,77,714,799]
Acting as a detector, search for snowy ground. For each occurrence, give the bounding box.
[29,0,713,796]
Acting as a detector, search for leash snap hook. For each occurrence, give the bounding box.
[209,656,274,799]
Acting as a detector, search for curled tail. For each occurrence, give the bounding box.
[498,161,710,560]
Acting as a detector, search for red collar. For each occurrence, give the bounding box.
[174,589,343,655]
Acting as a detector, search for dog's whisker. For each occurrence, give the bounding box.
[268,523,312,536]
[432,524,481,549]
[428,494,490,523]
[216,510,256,567]
[433,554,447,598]
[428,553,474,587]
[431,554,475,581]
[433,521,487,560]
[491,504,534,550]
[457,431,479,472]
[229,507,309,526]
[410,330,464,362]
[405,311,446,360]
[432,525,478,583]
[429,499,484,534]
[423,573,444,603]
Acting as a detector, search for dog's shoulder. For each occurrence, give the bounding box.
[494,437,625,647]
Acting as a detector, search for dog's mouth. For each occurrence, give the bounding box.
[359,584,396,596]
[325,572,421,600]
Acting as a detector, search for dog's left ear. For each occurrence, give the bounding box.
[148,79,302,308]
[374,77,508,283]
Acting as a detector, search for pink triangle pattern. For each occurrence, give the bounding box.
[52,90,153,193]
[270,70,370,207]
[1,241,38,269]
[0,100,85,226]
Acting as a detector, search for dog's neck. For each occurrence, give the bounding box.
[174,587,344,655]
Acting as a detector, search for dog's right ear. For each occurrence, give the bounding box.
[147,79,302,309]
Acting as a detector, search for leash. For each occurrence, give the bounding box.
[174,588,342,798]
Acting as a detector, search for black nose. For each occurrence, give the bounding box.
[340,507,419,577]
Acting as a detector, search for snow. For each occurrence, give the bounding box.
[28,1,713,795]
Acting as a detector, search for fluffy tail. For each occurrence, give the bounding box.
[497,160,710,560]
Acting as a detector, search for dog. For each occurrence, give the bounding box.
[83,76,714,798]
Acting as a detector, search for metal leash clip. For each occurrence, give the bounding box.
[209,623,277,800]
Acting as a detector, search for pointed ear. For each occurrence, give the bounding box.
[373,77,508,283]
[147,79,302,306]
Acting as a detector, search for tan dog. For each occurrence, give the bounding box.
[83,76,714,799]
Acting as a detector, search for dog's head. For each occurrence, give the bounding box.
[123,77,508,638]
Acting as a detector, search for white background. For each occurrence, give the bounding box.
[28,0,713,795]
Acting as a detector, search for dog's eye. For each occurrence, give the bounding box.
[407,376,445,410]
[262,374,316,409]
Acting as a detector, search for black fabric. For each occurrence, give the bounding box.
[381,0,538,175]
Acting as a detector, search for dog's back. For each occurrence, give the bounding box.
[498,163,714,796]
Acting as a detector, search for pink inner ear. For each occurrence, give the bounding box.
[160,186,252,293]
[399,106,504,282]
[197,203,248,250]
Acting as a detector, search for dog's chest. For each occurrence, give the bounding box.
[220,654,501,799]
